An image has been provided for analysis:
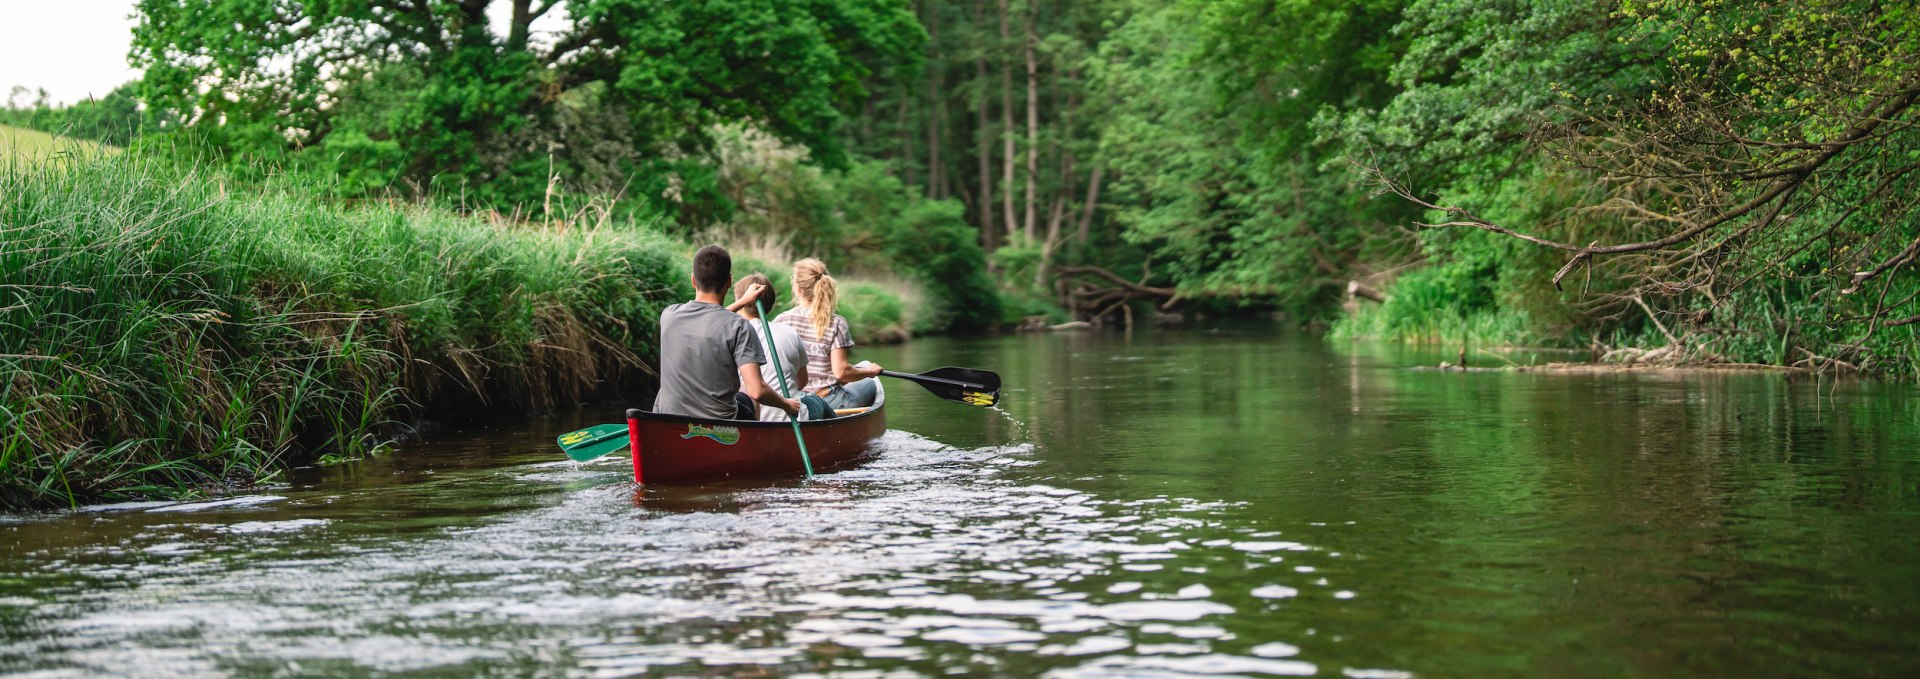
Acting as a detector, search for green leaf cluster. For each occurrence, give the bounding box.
[131,0,922,214]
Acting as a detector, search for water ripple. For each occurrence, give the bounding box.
[1,431,1366,676]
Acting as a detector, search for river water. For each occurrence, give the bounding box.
[3,328,1918,677]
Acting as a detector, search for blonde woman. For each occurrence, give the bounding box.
[773,258,883,410]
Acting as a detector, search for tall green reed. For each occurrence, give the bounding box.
[1,153,685,508]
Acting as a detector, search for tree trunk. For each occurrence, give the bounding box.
[861,95,874,142]
[924,0,942,200]
[508,0,533,51]
[1041,92,1071,289]
[1048,149,1073,252]
[999,0,1018,244]
[1046,193,1068,243]
[974,0,996,250]
[1046,62,1073,254]
[456,1,491,39]
[898,88,915,187]
[1022,0,1039,242]
[937,103,954,199]
[1038,191,1067,289]
[1077,165,1103,244]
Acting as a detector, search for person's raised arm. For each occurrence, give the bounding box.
[740,364,800,416]
[726,283,767,313]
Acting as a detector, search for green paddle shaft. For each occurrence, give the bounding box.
[754,299,813,479]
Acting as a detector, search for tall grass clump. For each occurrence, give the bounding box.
[1330,263,1538,346]
[1,154,685,508]
[1331,227,1572,347]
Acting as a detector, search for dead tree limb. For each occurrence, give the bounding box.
[1354,80,1920,291]
[1055,265,1177,299]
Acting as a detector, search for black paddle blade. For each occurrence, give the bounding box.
[918,366,1002,407]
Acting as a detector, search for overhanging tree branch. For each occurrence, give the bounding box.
[1358,79,1920,291]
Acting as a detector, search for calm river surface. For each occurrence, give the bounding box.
[4,328,1919,677]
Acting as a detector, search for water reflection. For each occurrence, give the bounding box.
[2,327,1917,677]
[2,431,1353,676]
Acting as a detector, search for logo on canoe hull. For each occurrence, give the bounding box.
[682,424,741,445]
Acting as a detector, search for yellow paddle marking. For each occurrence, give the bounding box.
[962,392,996,406]
[559,430,592,446]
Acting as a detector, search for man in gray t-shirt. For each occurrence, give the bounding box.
[653,245,800,420]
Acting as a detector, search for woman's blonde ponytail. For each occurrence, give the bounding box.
[792,258,840,340]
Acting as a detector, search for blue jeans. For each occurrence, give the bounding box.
[821,377,878,410]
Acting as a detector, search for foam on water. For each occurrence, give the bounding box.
[0,430,1340,676]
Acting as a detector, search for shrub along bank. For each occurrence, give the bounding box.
[0,155,910,508]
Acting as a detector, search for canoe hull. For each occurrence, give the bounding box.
[624,385,886,484]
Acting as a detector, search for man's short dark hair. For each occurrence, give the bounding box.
[692,245,731,293]
[734,272,775,314]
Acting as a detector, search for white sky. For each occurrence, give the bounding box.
[0,0,141,106]
[0,1,569,107]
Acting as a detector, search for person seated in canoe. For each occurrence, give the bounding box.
[654,245,801,421]
[774,258,883,410]
[731,272,822,422]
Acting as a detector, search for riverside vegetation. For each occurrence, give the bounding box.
[9,0,1907,372]
[846,0,1920,374]
[0,153,919,508]
[4,0,1917,506]
[89,0,1916,374]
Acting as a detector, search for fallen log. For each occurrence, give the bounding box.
[1347,280,1385,303]
[1056,265,1177,299]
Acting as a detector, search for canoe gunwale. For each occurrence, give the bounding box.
[623,402,882,429]
[621,383,887,484]
[624,382,886,430]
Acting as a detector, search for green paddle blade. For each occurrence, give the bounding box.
[556,423,630,461]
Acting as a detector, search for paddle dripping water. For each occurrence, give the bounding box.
[990,404,1029,441]
[3,327,1919,677]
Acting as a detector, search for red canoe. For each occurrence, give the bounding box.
[622,383,887,484]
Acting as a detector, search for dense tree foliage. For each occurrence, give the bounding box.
[1095,0,1412,314]
[92,0,1920,368]
[132,0,921,216]
[849,0,1916,371]
[1357,0,1920,370]
[1,85,149,147]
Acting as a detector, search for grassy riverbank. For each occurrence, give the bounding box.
[0,155,910,508]
[1322,227,1920,378]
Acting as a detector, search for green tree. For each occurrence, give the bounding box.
[1363,0,1920,370]
[1329,0,1665,341]
[1074,0,1415,316]
[0,84,148,147]
[132,0,922,215]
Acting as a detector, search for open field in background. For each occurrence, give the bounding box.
[0,124,115,162]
